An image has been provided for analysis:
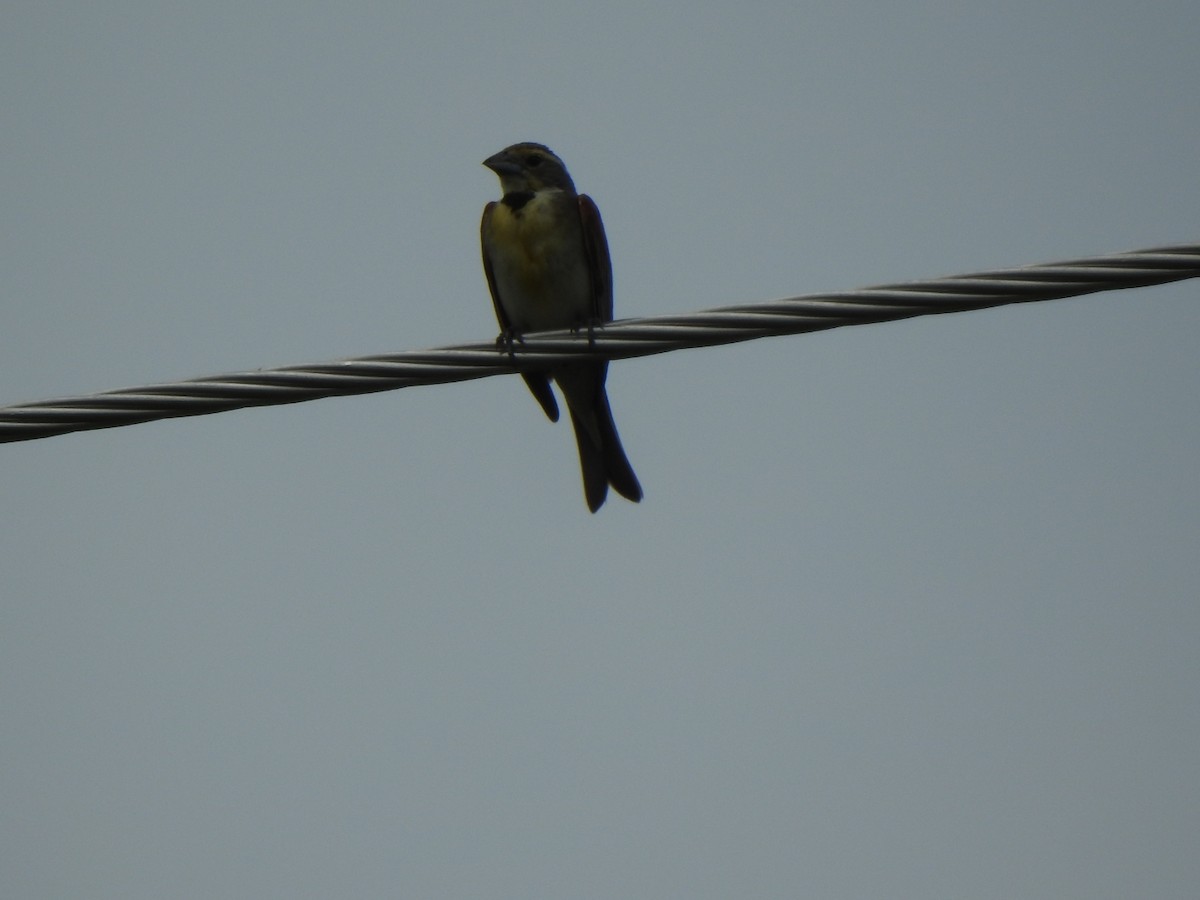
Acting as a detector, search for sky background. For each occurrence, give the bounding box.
[3,3,1198,898]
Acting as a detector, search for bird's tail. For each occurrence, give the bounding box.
[560,366,642,513]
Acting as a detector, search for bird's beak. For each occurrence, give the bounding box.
[483,151,521,177]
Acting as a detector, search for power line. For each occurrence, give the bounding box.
[2,243,1197,445]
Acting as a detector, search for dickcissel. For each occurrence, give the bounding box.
[481,142,642,512]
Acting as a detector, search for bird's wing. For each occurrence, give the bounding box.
[480,202,513,334]
[578,194,613,323]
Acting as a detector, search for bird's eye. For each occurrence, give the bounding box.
[525,154,543,167]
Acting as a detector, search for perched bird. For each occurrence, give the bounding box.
[480,142,642,512]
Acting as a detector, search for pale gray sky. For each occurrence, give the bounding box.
[3,3,1198,898]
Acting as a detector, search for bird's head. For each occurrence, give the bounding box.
[483,142,577,195]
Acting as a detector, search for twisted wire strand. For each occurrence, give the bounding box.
[2,243,1197,444]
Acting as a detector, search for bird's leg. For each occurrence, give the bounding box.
[569,317,603,349]
[495,327,523,358]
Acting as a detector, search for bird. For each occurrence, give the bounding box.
[480,142,642,512]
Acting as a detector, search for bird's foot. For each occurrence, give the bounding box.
[496,329,523,357]
[569,317,604,349]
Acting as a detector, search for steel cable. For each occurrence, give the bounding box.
[2,243,1196,444]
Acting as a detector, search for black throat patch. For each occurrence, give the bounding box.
[501,191,534,212]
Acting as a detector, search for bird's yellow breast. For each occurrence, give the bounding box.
[488,200,552,287]
[485,191,591,331]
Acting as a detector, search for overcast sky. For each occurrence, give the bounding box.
[3,3,1198,898]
